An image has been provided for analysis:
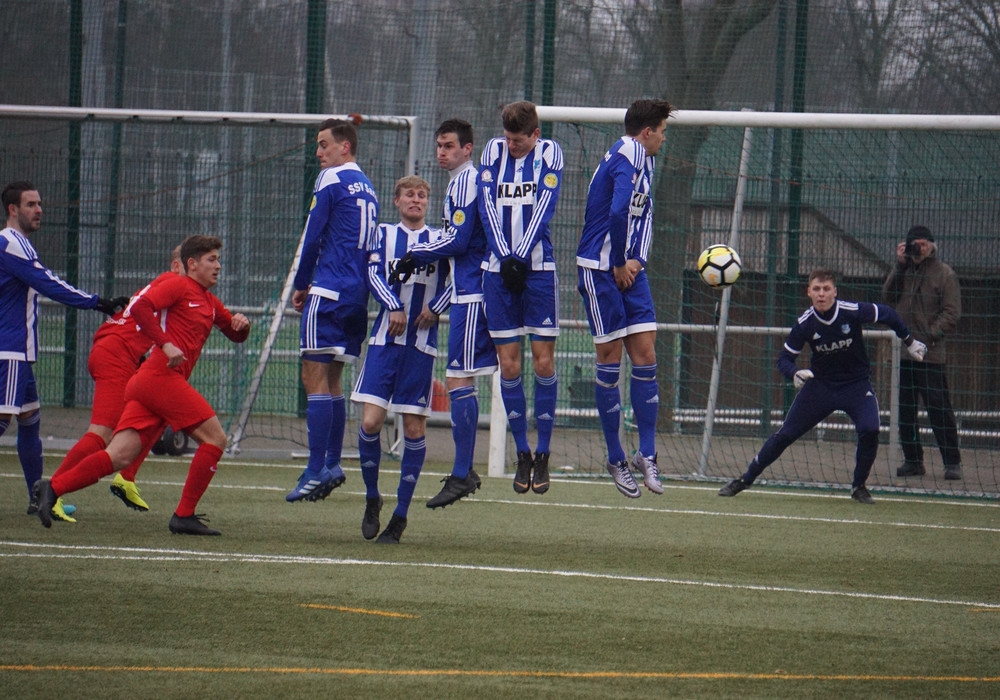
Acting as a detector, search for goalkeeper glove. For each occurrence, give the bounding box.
[499,257,529,293]
[903,335,927,361]
[793,369,814,390]
[388,251,417,286]
[94,296,130,315]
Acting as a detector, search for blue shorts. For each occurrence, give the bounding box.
[577,267,657,344]
[300,295,368,362]
[352,343,435,416]
[0,360,39,415]
[482,269,560,343]
[446,301,498,378]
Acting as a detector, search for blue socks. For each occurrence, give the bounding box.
[630,364,658,458]
[325,394,346,479]
[17,412,42,495]
[595,362,626,464]
[395,437,425,518]
[358,428,381,499]
[449,386,478,478]
[500,375,530,454]
[534,372,557,455]
[306,394,333,475]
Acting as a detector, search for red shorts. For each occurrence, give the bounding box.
[87,341,140,429]
[118,368,216,448]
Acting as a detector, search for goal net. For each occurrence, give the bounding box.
[2,105,998,498]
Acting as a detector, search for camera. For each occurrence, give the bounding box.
[904,240,919,257]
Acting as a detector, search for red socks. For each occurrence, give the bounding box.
[174,444,224,517]
[52,431,106,479]
[52,449,114,496]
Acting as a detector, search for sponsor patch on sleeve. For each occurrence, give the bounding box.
[543,173,559,188]
[452,210,466,226]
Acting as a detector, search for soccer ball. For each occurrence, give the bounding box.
[697,244,742,288]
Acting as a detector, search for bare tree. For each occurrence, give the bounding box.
[558,1,643,105]
[616,0,778,426]
[918,0,1000,113]
[834,0,925,110]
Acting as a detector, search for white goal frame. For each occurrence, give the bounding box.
[6,103,998,490]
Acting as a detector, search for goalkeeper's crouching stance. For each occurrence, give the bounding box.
[718,268,926,504]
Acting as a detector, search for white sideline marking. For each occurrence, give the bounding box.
[1,540,998,610]
[3,471,997,532]
[476,497,1000,533]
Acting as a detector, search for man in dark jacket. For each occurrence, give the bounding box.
[882,226,963,480]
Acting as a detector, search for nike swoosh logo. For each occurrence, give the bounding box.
[188,302,202,307]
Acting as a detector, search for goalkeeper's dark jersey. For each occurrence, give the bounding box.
[778,300,910,387]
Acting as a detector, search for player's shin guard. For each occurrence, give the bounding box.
[52,449,114,496]
[175,443,224,518]
[500,375,530,454]
[449,386,478,478]
[395,437,425,518]
[358,428,382,499]
[534,372,557,455]
[305,394,333,475]
[595,363,625,464]
[630,364,659,458]
[54,431,107,479]
[325,394,346,473]
[16,412,43,494]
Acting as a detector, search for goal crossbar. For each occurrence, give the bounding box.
[537,106,1000,131]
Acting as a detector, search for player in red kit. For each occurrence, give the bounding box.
[51,246,185,512]
[33,235,250,535]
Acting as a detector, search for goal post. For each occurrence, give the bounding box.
[0,103,416,459]
[2,103,997,498]
[488,105,1000,497]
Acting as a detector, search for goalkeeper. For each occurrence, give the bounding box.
[718,268,927,504]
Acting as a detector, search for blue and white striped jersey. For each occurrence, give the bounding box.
[478,136,564,272]
[778,300,910,387]
[577,136,654,270]
[407,161,487,303]
[0,226,98,361]
[294,162,380,309]
[366,222,451,356]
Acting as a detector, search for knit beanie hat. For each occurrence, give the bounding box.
[906,225,934,244]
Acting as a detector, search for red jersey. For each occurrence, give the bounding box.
[129,274,249,379]
[91,272,176,364]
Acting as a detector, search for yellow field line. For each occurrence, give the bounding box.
[298,603,418,618]
[2,665,999,682]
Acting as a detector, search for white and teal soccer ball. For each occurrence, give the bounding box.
[697,244,742,288]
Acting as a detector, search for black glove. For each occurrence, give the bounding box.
[388,251,417,286]
[94,295,130,315]
[499,257,529,293]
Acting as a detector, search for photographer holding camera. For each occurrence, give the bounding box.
[882,225,963,480]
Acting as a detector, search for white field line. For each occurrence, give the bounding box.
[3,471,998,533]
[5,449,1000,510]
[1,540,998,610]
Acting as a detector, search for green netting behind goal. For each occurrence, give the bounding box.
[3,112,999,499]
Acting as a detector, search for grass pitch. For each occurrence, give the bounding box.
[1,450,998,699]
